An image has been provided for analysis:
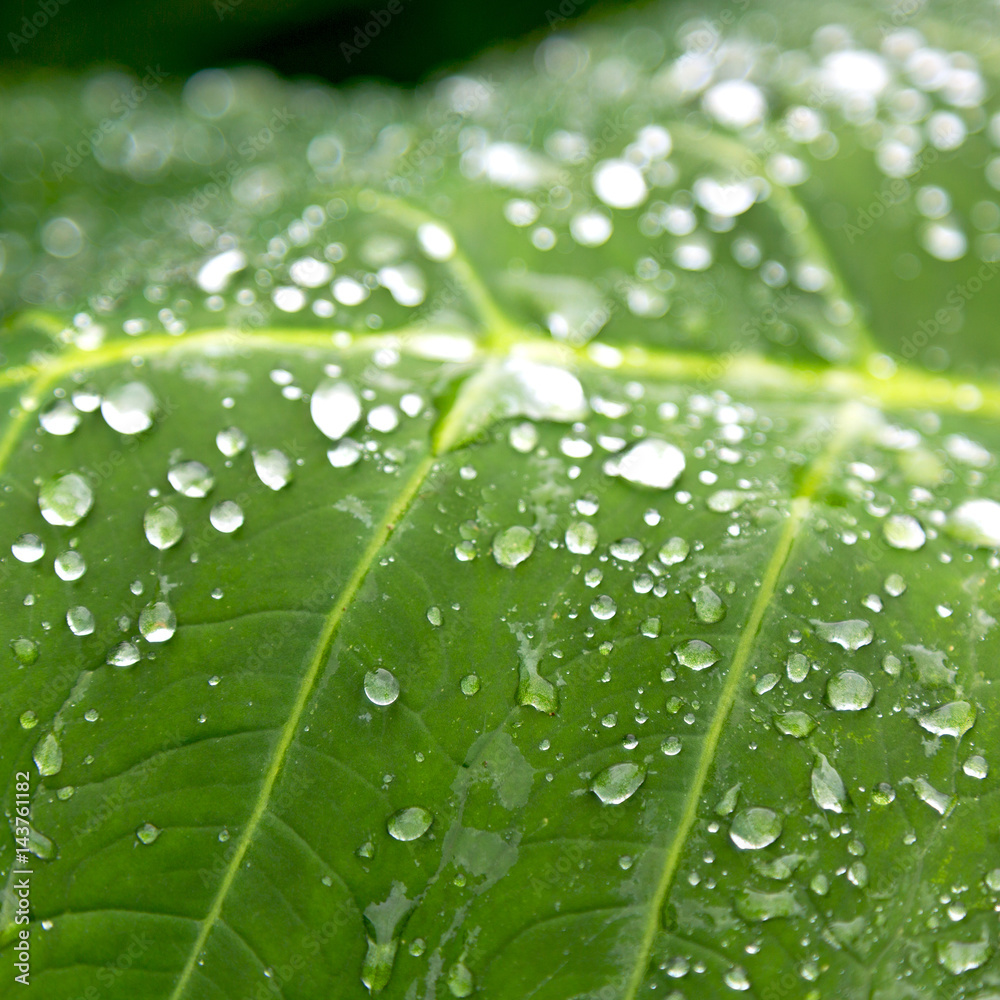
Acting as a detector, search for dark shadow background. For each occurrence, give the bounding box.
[5,0,607,84]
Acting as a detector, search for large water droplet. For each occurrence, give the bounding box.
[826,670,874,711]
[813,619,873,651]
[139,601,177,643]
[937,933,992,975]
[917,701,976,738]
[210,500,244,533]
[66,605,95,636]
[674,639,720,671]
[168,460,215,498]
[948,498,1000,548]
[107,641,140,667]
[882,514,925,550]
[39,398,81,435]
[144,503,183,550]
[610,537,644,562]
[311,380,362,440]
[54,550,86,581]
[12,533,45,563]
[387,806,433,841]
[361,938,398,995]
[565,521,598,555]
[252,448,293,490]
[101,381,156,434]
[38,472,93,526]
[364,668,400,706]
[811,753,847,812]
[33,732,63,776]
[730,808,782,850]
[590,762,646,804]
[493,526,535,568]
[617,439,685,489]
[692,585,726,623]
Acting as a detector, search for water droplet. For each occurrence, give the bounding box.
[735,889,803,922]
[617,439,685,489]
[872,782,895,805]
[590,595,617,620]
[447,961,474,998]
[884,573,906,597]
[811,753,847,813]
[882,514,925,550]
[136,822,161,845]
[39,472,93,526]
[692,585,726,624]
[658,537,689,565]
[708,490,749,514]
[963,755,988,779]
[168,460,214,498]
[12,533,45,563]
[610,537,644,562]
[813,619,873,651]
[33,732,63,776]
[364,668,400,706]
[101,381,156,434]
[911,776,953,814]
[661,736,682,756]
[311,380,362,440]
[107,641,140,667]
[774,711,816,738]
[826,670,874,711]
[144,503,183,550]
[985,869,1000,892]
[565,521,598,555]
[460,673,480,696]
[216,425,248,457]
[948,499,1000,548]
[387,806,433,841]
[210,500,244,533]
[730,808,782,850]
[785,652,809,683]
[11,637,40,665]
[20,710,38,729]
[39,398,81,435]
[641,616,660,638]
[53,550,86,581]
[937,933,992,975]
[66,605,94,636]
[755,673,779,695]
[139,601,177,643]
[917,701,976,738]
[493,526,535,568]
[252,448,293,490]
[408,938,426,957]
[723,966,751,991]
[674,640,719,671]
[328,439,362,467]
[590,762,646,804]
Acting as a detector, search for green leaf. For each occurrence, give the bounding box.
[3,2,1000,998]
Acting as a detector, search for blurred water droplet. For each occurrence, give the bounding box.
[565,521,598,555]
[591,762,645,804]
[948,499,1000,548]
[311,380,362,440]
[216,426,248,457]
[12,533,45,563]
[11,637,40,665]
[39,472,93,526]
[328,439,362,467]
[658,537,689,565]
[40,398,81,435]
[136,822,161,845]
[617,439,685,489]
[101,381,156,434]
[937,933,992,975]
[882,514,925,550]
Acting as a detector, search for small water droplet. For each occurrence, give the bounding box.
[565,521,598,555]
[54,550,86,581]
[882,514,926,550]
[136,822,161,845]
[426,606,443,626]
[590,594,617,620]
[658,537,689,565]
[811,753,847,813]
[101,381,156,434]
[311,379,362,440]
[33,732,63,776]
[107,641,140,667]
[20,710,38,729]
[12,533,45,563]
[963,755,988,779]
[210,500,244,533]
[692,585,726,623]
[616,439,685,489]
[661,736,682,756]
[66,605,95,636]
[216,426,248,457]
[446,961,474,998]
[786,652,809,683]
[252,448,293,490]
[730,808,782,850]
[813,619,873,651]
[11,637,40,665]
[610,537,644,562]
[138,601,177,643]
[460,674,480,696]
[774,711,816,738]
[40,398,81,435]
